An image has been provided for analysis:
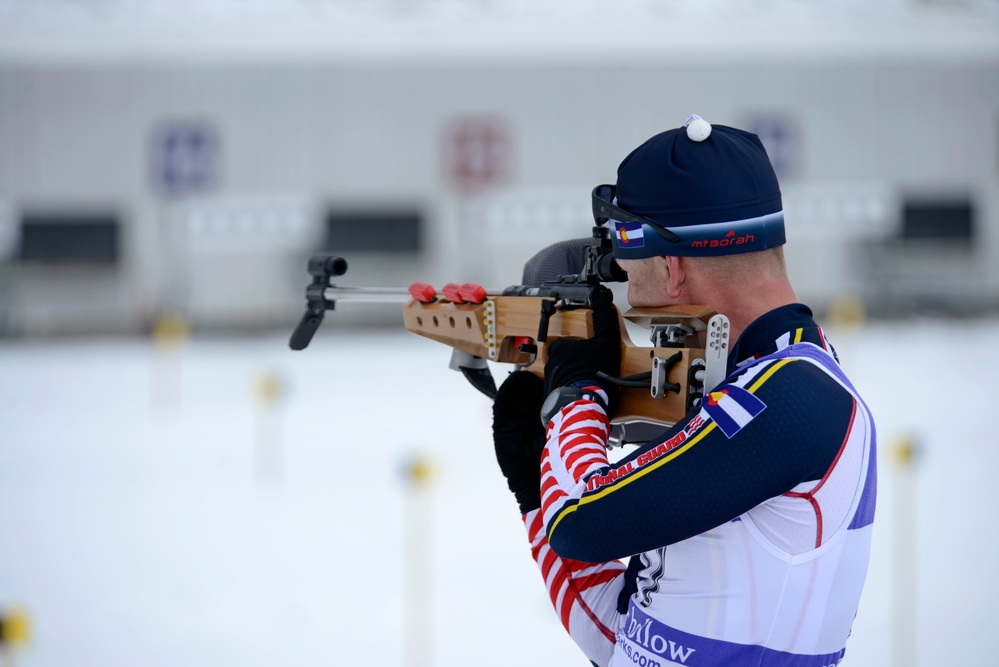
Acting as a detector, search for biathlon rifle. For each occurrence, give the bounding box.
[289,229,731,434]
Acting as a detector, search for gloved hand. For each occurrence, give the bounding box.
[543,285,622,413]
[492,370,547,515]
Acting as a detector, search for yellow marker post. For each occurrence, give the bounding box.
[890,434,921,667]
[151,310,192,349]
[826,293,866,332]
[0,607,32,666]
[150,310,191,412]
[253,370,285,482]
[825,293,866,372]
[404,454,436,489]
[402,452,436,667]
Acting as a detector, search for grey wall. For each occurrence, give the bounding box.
[1,54,996,334]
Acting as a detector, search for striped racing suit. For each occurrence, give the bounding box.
[525,303,877,667]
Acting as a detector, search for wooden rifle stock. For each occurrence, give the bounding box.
[290,255,731,429]
[401,297,722,426]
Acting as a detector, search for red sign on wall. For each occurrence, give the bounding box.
[442,116,511,192]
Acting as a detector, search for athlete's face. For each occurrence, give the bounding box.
[616,256,674,308]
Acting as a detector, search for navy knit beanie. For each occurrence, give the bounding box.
[600,115,785,259]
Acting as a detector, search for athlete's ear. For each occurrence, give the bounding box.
[664,256,684,298]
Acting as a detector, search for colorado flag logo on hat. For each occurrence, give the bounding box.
[702,385,766,438]
[615,221,645,248]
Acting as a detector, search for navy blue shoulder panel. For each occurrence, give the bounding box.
[547,353,856,563]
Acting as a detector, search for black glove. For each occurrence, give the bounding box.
[492,370,547,515]
[543,285,622,413]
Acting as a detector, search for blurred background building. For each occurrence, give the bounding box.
[1,0,997,337]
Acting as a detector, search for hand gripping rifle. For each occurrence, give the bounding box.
[289,231,731,435]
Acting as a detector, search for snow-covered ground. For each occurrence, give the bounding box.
[0,317,996,666]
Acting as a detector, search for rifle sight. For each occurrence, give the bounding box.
[308,256,348,279]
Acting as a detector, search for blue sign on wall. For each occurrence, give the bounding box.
[740,113,801,182]
[150,120,220,197]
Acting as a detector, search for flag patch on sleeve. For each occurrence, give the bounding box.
[702,385,766,438]
[615,221,645,247]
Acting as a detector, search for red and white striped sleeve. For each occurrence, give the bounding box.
[519,393,626,666]
[522,507,626,666]
[540,396,612,530]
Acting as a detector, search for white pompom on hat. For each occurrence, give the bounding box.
[684,114,712,142]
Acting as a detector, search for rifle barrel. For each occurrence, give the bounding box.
[322,286,413,303]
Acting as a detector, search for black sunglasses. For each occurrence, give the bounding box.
[591,184,682,243]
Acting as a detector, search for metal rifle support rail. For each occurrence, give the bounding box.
[288,225,730,441]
